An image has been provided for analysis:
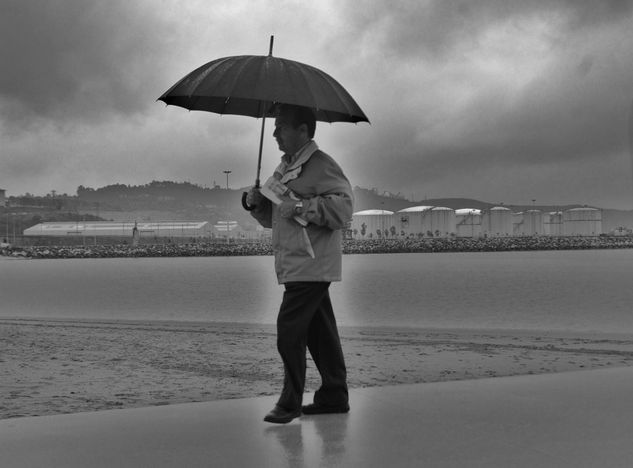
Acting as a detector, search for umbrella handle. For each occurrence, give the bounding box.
[243,110,267,211]
[241,179,261,211]
[241,191,255,211]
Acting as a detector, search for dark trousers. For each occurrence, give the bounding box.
[276,282,348,411]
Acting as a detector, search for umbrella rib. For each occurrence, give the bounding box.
[296,63,320,113]
[317,69,360,121]
[188,57,230,111]
[290,59,365,122]
[216,57,252,115]
[185,56,259,117]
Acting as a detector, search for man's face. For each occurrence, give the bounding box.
[273,113,307,155]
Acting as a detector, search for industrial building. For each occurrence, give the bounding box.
[351,205,604,239]
[23,221,212,239]
[16,202,607,246]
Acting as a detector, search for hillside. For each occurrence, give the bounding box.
[2,182,632,234]
[352,187,495,212]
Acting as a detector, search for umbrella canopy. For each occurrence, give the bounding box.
[158,37,368,208]
[158,54,369,124]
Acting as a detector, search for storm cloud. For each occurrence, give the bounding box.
[0,0,174,129]
[1,0,633,208]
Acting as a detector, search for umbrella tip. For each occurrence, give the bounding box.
[268,35,274,56]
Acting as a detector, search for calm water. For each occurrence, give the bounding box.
[1,250,632,333]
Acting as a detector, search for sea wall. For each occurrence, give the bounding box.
[2,236,633,259]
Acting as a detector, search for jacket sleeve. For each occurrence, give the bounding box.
[303,192,353,230]
[249,198,273,228]
[301,158,354,230]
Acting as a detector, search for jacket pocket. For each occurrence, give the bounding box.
[280,220,313,258]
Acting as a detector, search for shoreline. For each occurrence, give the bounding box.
[3,318,633,420]
[3,235,633,259]
[4,315,633,341]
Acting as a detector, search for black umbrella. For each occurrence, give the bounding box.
[158,36,369,208]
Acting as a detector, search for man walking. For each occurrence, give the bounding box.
[246,104,353,424]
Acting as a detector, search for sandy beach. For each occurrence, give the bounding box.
[3,318,633,420]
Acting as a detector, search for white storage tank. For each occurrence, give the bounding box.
[397,206,433,237]
[428,207,456,237]
[562,207,602,236]
[512,212,523,236]
[544,211,563,236]
[482,206,513,237]
[515,210,544,236]
[351,209,395,238]
[455,208,482,238]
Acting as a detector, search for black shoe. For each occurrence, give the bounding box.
[301,403,350,415]
[263,405,301,424]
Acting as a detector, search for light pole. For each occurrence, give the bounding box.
[223,170,232,190]
[223,170,232,243]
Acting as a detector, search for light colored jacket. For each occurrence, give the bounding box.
[250,149,353,284]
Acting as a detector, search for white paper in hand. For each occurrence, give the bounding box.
[261,176,308,226]
[260,177,287,205]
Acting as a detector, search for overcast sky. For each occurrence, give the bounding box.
[2,0,633,209]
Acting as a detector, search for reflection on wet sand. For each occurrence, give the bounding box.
[264,414,349,467]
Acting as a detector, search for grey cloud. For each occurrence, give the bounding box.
[561,0,633,30]
[347,29,633,203]
[0,0,174,130]
[338,0,633,60]
[2,0,632,210]
[359,1,632,166]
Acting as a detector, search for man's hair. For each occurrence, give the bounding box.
[275,104,316,138]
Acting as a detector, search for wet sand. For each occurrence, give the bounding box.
[3,318,633,419]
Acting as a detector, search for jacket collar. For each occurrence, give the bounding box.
[275,140,319,184]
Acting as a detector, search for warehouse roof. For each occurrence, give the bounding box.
[23,221,209,236]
